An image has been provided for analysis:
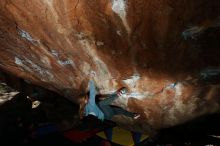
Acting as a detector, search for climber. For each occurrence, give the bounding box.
[97,86,140,120]
[78,80,140,121]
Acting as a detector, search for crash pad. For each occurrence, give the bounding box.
[96,127,149,146]
[64,128,101,143]
[64,120,116,143]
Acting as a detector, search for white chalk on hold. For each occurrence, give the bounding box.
[90,71,96,77]
[17,27,39,44]
[96,41,104,46]
[58,60,74,65]
[27,96,41,109]
[15,57,23,65]
[112,0,127,18]
[32,100,41,109]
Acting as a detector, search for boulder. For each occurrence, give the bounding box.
[0,0,220,133]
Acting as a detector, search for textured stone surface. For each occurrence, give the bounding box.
[0,0,220,133]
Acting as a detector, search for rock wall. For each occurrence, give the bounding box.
[0,0,220,133]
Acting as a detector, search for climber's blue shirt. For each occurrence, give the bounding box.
[84,80,104,121]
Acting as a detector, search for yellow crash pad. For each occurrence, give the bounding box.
[96,127,149,146]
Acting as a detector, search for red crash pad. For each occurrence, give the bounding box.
[64,121,115,143]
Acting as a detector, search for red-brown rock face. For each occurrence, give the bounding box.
[0,0,220,133]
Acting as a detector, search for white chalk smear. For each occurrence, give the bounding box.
[17,27,40,44]
[112,0,131,33]
[58,60,74,66]
[122,74,140,88]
